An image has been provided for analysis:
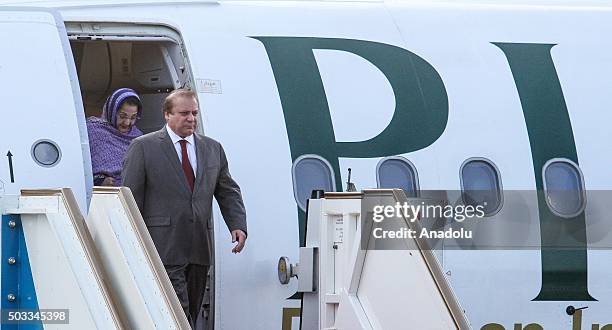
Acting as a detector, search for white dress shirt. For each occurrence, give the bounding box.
[166,124,198,176]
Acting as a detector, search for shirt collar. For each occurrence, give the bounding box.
[166,124,195,145]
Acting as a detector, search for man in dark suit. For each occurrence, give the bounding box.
[122,89,247,326]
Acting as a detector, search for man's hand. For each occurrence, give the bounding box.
[231,229,247,253]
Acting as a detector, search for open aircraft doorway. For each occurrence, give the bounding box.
[65,22,214,329]
[66,22,195,133]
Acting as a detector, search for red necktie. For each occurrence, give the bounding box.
[179,140,195,191]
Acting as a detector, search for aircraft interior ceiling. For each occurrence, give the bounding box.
[71,39,187,133]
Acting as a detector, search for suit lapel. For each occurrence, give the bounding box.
[194,133,206,190]
[158,128,192,195]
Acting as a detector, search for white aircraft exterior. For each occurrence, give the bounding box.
[0,0,611,329]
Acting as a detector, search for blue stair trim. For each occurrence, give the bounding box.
[2,214,42,329]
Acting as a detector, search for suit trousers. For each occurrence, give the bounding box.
[165,263,208,328]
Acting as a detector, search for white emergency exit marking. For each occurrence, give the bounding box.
[334,217,343,243]
[197,78,222,94]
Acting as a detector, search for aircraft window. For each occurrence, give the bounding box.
[31,139,62,167]
[292,155,336,211]
[376,157,419,197]
[460,158,503,216]
[543,159,586,217]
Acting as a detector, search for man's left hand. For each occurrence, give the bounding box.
[231,229,247,253]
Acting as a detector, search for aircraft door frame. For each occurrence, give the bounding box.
[0,7,91,212]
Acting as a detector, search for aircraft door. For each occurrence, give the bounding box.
[0,8,91,212]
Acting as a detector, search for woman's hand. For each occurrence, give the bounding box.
[101,176,116,186]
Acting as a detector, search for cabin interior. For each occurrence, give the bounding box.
[69,30,192,133]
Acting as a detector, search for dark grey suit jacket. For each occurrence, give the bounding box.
[122,128,247,265]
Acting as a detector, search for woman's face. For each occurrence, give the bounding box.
[116,104,139,134]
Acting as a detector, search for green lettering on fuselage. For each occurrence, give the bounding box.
[253,37,448,246]
[256,36,593,303]
[493,42,594,301]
